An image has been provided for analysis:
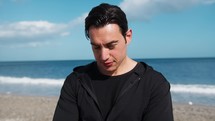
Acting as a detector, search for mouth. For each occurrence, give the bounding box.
[103,62,113,67]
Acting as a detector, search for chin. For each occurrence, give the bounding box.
[104,67,117,74]
[98,65,115,74]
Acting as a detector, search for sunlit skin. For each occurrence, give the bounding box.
[88,24,137,76]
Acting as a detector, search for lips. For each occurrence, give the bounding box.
[103,62,113,67]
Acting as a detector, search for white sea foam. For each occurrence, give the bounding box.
[0,76,63,86]
[171,84,215,95]
[0,76,215,95]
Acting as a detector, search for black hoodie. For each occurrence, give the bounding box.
[53,62,174,121]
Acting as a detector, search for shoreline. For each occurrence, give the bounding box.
[0,94,215,121]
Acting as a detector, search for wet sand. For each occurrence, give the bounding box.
[0,94,215,121]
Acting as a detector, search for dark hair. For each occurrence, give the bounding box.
[85,3,128,39]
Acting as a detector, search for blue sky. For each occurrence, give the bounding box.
[0,0,214,61]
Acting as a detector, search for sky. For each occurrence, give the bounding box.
[0,0,215,61]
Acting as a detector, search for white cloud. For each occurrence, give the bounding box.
[7,41,53,48]
[68,13,88,27]
[119,0,215,21]
[0,21,68,39]
[0,15,86,47]
[0,21,69,47]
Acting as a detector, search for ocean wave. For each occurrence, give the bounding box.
[0,76,64,86]
[171,84,215,95]
[1,76,215,95]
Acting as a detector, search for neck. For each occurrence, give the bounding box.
[107,57,137,76]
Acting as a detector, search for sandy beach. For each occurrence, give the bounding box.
[0,94,215,121]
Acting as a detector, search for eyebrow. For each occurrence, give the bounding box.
[90,40,119,46]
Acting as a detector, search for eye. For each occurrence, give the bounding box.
[107,44,116,50]
[93,45,101,50]
[107,42,118,50]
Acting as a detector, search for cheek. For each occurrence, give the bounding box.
[110,48,125,59]
[117,45,126,53]
[115,47,127,59]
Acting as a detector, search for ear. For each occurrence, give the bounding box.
[125,29,132,44]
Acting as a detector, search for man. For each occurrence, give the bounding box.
[53,3,174,121]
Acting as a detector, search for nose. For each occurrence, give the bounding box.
[100,48,110,61]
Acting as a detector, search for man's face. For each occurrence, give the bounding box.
[88,24,132,76]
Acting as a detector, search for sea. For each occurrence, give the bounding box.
[0,58,215,106]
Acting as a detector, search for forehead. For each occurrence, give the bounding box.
[88,24,123,44]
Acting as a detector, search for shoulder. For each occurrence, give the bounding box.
[62,61,96,94]
[73,61,96,73]
[65,61,96,83]
[139,62,167,80]
[139,62,171,101]
[138,62,170,89]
